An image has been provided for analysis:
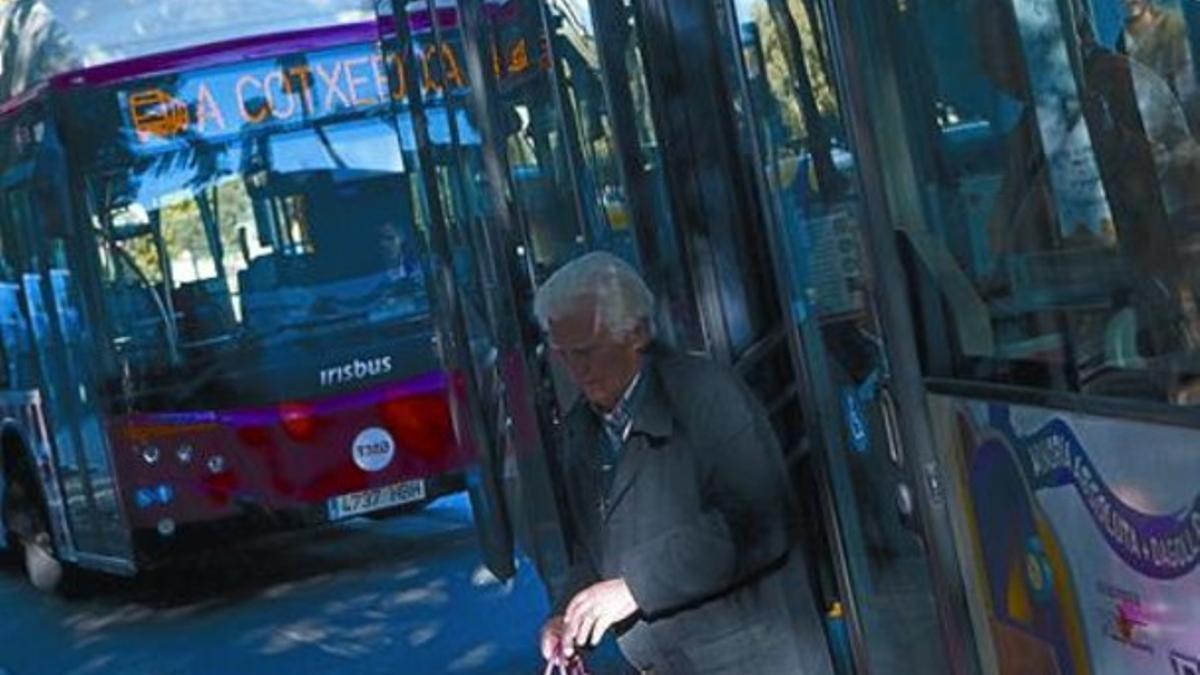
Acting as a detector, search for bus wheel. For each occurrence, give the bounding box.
[3,465,64,592]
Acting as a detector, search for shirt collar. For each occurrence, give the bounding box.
[595,368,644,428]
[590,355,675,441]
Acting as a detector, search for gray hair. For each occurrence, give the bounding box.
[533,251,656,340]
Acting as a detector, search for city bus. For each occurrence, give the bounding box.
[0,19,482,591]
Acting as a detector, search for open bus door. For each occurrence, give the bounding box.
[400,0,971,671]
[374,2,545,582]
[0,100,135,583]
[377,0,822,607]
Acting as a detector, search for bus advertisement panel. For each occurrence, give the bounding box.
[938,395,1200,675]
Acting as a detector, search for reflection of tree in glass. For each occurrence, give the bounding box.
[0,0,81,102]
[751,0,838,141]
[110,179,254,299]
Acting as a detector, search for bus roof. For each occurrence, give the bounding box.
[48,20,387,91]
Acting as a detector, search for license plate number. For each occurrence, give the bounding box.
[327,479,426,520]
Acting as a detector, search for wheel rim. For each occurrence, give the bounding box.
[4,472,62,592]
[23,533,62,592]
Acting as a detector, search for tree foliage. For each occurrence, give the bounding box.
[751,0,838,143]
[115,178,255,288]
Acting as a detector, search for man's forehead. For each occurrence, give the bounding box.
[547,305,604,341]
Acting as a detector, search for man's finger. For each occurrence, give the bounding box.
[571,611,599,650]
[563,592,592,628]
[588,613,612,647]
[541,630,559,661]
[567,597,597,634]
[562,609,587,649]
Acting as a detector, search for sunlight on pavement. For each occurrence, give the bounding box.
[66,604,153,635]
[382,578,450,609]
[64,653,115,675]
[447,643,499,671]
[407,621,442,647]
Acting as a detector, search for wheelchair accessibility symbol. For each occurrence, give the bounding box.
[1172,651,1200,675]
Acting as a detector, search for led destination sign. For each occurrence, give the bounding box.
[121,35,547,147]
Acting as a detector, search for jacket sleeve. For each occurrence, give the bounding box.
[618,390,792,618]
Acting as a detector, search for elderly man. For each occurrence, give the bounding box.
[534,252,832,674]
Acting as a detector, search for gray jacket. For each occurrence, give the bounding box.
[551,349,834,674]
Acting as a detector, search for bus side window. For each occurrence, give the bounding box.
[0,191,31,389]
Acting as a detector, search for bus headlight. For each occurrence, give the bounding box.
[177,445,194,464]
[157,518,176,537]
[142,446,160,464]
[207,455,226,474]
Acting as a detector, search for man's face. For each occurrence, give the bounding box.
[547,302,647,411]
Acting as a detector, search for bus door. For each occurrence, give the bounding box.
[385,0,658,586]
[375,1,541,580]
[0,114,134,572]
[36,123,134,570]
[381,0,719,587]
[710,0,978,672]
[831,0,1200,668]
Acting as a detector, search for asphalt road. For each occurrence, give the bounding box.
[0,494,628,675]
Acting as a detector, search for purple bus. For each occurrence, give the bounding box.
[0,18,484,591]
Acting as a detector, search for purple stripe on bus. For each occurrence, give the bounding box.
[48,20,389,90]
[121,370,449,428]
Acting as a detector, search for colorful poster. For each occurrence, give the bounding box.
[947,397,1200,675]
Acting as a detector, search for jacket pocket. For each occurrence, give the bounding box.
[682,622,769,674]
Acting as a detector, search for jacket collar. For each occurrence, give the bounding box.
[564,349,675,441]
[628,363,673,440]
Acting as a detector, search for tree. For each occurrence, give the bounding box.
[0,0,81,102]
[751,0,838,140]
[752,0,845,198]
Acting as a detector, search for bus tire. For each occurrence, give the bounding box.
[2,451,68,593]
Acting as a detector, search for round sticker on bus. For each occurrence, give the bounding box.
[351,427,395,472]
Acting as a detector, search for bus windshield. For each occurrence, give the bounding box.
[89,120,423,332]
[58,50,439,410]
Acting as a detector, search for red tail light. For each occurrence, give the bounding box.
[279,402,318,441]
[379,395,454,461]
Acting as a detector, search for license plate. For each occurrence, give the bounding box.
[327,479,426,520]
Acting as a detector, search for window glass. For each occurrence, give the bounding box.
[548,0,700,346]
[58,36,441,411]
[888,0,1200,404]
[86,125,428,365]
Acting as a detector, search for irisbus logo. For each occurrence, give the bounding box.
[319,356,392,387]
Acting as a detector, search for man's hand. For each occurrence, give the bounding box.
[540,615,567,661]
[561,579,639,655]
